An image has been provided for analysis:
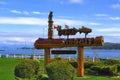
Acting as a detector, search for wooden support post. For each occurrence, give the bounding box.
[78,47,84,77]
[44,48,50,66]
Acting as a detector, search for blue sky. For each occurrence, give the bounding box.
[0,0,120,45]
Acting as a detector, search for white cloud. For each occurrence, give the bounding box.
[69,0,83,4]
[0,37,35,45]
[10,10,29,15]
[0,16,102,27]
[94,14,108,17]
[96,28,120,32]
[32,11,47,15]
[0,32,38,44]
[10,10,48,15]
[107,34,120,37]
[10,10,21,14]
[111,4,120,9]
[57,16,74,19]
[32,11,41,14]
[104,36,120,43]
[0,1,7,5]
[0,17,84,26]
[0,32,40,38]
[55,19,84,25]
[54,19,101,26]
[0,17,47,25]
[23,11,29,15]
[60,1,64,5]
[109,17,120,20]
[9,37,25,42]
[88,22,101,26]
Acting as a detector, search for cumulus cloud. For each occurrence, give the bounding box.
[96,28,120,32]
[0,32,39,38]
[55,19,84,25]
[0,37,35,45]
[94,14,108,17]
[0,16,102,27]
[107,34,120,37]
[88,22,101,26]
[104,36,120,43]
[10,10,21,14]
[0,17,84,26]
[32,11,41,14]
[23,11,29,15]
[0,17,47,25]
[32,11,47,15]
[109,17,120,20]
[10,10,48,15]
[69,0,83,4]
[0,32,39,45]
[0,1,7,5]
[60,1,64,5]
[10,10,29,15]
[111,4,120,9]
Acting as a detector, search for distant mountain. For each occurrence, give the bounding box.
[92,42,120,50]
[0,44,33,50]
[0,42,120,50]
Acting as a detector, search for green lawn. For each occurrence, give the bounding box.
[0,58,22,80]
[74,76,120,80]
[0,58,120,80]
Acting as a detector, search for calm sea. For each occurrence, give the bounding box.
[0,49,120,58]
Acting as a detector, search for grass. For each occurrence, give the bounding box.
[74,76,120,80]
[0,58,22,80]
[0,58,45,80]
[0,58,120,80]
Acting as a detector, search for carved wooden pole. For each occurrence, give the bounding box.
[44,11,54,66]
[78,46,84,77]
[44,48,50,65]
[48,11,54,39]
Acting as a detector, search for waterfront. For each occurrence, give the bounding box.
[0,48,120,59]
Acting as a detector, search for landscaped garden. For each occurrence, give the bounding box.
[0,58,120,80]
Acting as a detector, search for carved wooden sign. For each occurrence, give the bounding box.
[34,36,104,49]
[34,11,104,77]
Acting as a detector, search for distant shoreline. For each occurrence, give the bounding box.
[91,42,120,50]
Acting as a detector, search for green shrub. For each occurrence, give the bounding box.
[110,65,118,74]
[69,61,77,68]
[91,66,114,76]
[50,57,62,63]
[88,59,120,76]
[46,60,76,80]
[21,59,40,75]
[110,64,120,75]
[85,68,95,75]
[100,67,113,76]
[102,59,120,65]
[84,62,95,68]
[37,74,48,80]
[117,64,120,72]
[14,63,34,79]
[14,59,40,79]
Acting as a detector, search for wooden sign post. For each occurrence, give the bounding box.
[78,47,84,77]
[44,48,50,65]
[34,11,104,77]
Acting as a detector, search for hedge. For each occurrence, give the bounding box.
[46,60,76,80]
[14,59,40,79]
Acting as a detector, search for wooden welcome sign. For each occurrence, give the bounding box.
[34,11,104,77]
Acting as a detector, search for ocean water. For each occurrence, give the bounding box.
[0,49,120,58]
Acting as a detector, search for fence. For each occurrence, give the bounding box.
[0,54,44,59]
